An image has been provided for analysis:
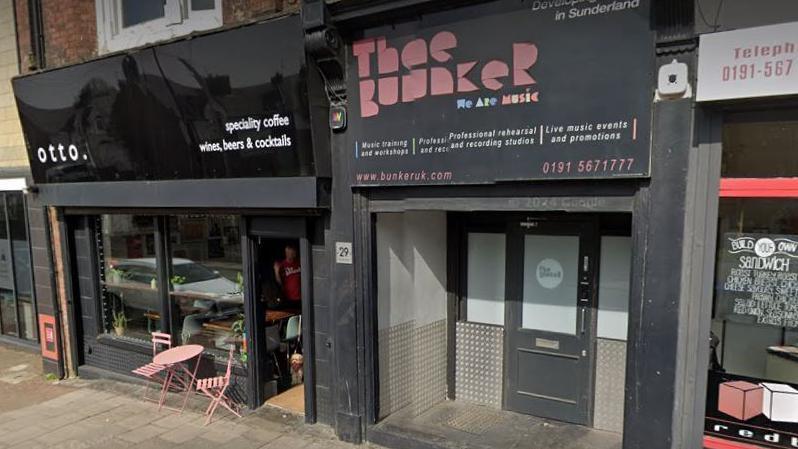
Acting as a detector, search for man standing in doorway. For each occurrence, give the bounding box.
[274,244,301,305]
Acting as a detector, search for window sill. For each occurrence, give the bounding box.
[94,333,248,375]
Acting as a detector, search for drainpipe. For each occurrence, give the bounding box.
[27,0,45,70]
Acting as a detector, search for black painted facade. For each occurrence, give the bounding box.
[15,1,798,449]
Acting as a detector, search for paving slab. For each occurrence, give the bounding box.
[0,344,381,449]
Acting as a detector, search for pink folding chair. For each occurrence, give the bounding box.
[131,332,172,402]
[197,346,242,425]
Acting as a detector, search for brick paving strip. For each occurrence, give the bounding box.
[0,345,374,449]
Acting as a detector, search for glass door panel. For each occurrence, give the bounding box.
[522,235,579,335]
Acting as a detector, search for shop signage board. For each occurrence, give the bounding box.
[697,21,798,102]
[716,233,798,328]
[348,0,654,186]
[705,372,798,448]
[13,15,315,184]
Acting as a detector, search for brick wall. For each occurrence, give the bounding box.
[223,0,299,25]
[0,0,26,169]
[41,0,97,69]
[13,0,300,75]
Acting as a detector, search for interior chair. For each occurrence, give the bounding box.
[181,314,204,345]
[265,324,283,378]
[282,315,301,362]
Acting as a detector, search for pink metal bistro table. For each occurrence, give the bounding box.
[153,344,204,414]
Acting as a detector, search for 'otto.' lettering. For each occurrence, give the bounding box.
[353,31,539,118]
[36,143,89,163]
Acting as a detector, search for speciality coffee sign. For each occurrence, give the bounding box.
[697,21,798,102]
[14,15,314,184]
[716,233,798,328]
[349,0,654,186]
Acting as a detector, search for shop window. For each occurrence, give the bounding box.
[0,192,36,341]
[706,113,798,446]
[96,0,222,54]
[465,232,505,326]
[100,215,161,341]
[7,194,34,340]
[721,115,798,178]
[169,215,243,357]
[0,200,14,336]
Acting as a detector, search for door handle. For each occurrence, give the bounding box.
[580,308,586,334]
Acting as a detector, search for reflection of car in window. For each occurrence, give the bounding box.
[109,258,243,314]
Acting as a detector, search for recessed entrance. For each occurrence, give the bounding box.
[371,211,632,447]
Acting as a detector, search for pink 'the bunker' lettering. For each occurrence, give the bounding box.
[353,30,539,118]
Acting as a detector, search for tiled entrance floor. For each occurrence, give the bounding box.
[372,400,623,449]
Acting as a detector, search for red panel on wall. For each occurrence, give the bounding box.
[704,435,766,449]
[720,178,798,198]
[38,314,58,361]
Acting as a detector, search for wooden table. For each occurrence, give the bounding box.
[202,319,235,332]
[267,309,299,323]
[201,310,299,333]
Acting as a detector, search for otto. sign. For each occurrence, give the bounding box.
[697,21,798,102]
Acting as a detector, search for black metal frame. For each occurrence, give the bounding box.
[245,216,317,422]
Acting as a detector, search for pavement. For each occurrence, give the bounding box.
[0,344,372,449]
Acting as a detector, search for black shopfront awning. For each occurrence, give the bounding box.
[12,14,329,209]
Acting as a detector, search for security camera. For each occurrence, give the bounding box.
[656,59,692,100]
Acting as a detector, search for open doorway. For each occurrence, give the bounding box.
[253,236,305,415]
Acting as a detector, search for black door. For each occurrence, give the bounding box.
[504,218,597,425]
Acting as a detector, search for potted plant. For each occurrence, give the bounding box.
[112,310,128,336]
[231,315,248,363]
[107,266,124,284]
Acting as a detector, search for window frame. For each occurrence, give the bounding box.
[96,213,245,359]
[96,0,223,54]
[0,191,37,342]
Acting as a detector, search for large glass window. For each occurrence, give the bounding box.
[100,215,161,341]
[8,194,34,340]
[0,192,36,341]
[98,214,245,358]
[169,215,243,355]
[0,200,14,336]
[706,113,798,446]
[721,115,798,178]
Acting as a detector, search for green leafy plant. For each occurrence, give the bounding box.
[107,267,128,283]
[235,272,244,294]
[112,310,128,336]
[44,373,58,382]
[231,315,245,336]
[230,314,248,363]
[170,275,186,286]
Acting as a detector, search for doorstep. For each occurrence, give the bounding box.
[368,400,622,449]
